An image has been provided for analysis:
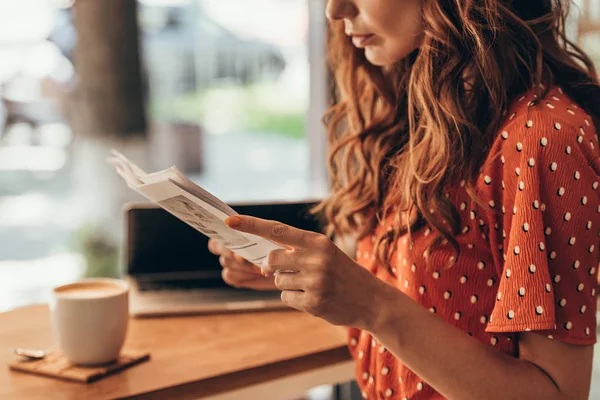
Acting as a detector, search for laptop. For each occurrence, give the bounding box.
[123,200,322,317]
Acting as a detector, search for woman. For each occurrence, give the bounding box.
[209,1,600,398]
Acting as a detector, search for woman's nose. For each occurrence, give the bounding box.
[326,0,357,21]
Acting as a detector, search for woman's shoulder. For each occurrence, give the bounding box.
[479,85,600,203]
[500,85,595,135]
[488,85,598,166]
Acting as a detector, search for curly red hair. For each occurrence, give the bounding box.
[314,0,600,268]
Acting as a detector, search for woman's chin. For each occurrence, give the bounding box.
[364,45,419,67]
[364,48,391,66]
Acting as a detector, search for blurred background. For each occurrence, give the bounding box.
[0,1,599,396]
[0,0,330,310]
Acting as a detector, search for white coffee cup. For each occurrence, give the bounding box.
[50,278,129,365]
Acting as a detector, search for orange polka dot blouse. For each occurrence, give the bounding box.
[349,86,600,400]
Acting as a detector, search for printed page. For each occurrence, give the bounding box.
[108,150,235,216]
[107,151,283,266]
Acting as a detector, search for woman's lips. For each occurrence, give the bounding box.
[351,34,375,48]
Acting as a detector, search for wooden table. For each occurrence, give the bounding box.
[1,305,354,400]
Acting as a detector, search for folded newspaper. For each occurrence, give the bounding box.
[107,149,283,267]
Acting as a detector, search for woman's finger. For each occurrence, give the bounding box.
[262,248,320,276]
[264,249,287,273]
[280,290,306,311]
[210,240,261,269]
[225,215,314,249]
[221,267,261,282]
[208,239,224,255]
[219,255,229,267]
[221,267,276,291]
[222,268,257,288]
[219,252,263,274]
[274,270,308,291]
[233,252,251,265]
[233,253,263,271]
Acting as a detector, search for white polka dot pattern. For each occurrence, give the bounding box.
[485,100,599,344]
[347,87,599,400]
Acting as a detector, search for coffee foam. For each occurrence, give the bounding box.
[55,282,125,299]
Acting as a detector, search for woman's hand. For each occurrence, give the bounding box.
[224,215,390,330]
[207,239,277,291]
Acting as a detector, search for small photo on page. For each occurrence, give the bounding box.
[158,195,248,247]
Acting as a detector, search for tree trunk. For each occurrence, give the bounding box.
[71,0,146,137]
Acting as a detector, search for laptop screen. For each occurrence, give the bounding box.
[125,202,323,278]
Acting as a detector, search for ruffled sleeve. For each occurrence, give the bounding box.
[485,112,600,344]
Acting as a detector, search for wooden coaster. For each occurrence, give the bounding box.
[9,350,150,383]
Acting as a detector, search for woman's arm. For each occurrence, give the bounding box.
[366,116,597,400]
[224,214,595,400]
[369,285,594,400]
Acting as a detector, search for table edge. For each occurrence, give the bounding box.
[119,346,352,400]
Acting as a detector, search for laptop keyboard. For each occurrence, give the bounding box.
[133,278,284,311]
[137,279,231,292]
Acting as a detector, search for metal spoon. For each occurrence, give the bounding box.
[11,348,49,360]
